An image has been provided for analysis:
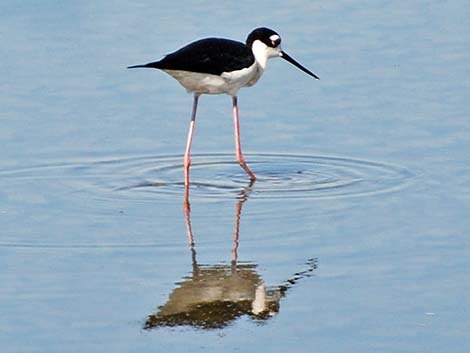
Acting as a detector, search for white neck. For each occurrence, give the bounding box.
[251,40,281,70]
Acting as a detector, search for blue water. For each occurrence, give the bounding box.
[1,1,470,352]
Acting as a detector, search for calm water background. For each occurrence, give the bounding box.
[1,1,470,352]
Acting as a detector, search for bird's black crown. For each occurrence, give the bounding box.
[246,27,281,48]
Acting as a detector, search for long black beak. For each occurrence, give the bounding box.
[280,51,319,80]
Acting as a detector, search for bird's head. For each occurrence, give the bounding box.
[246,27,319,79]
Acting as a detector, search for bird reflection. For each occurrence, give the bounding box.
[144,183,317,330]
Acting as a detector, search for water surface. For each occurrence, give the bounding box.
[1,1,470,352]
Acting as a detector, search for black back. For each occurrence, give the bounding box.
[142,38,255,76]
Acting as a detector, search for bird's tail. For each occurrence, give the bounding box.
[127,61,162,69]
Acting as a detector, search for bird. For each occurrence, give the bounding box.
[127,27,319,186]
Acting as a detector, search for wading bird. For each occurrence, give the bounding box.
[128,27,319,186]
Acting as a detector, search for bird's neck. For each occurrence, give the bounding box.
[251,40,270,70]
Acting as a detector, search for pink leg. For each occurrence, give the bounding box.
[184,94,199,186]
[232,96,256,181]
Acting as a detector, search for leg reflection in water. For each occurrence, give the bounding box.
[144,183,317,330]
[184,181,253,267]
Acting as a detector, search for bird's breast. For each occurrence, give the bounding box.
[221,62,264,90]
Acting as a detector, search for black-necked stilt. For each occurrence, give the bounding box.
[128,27,319,186]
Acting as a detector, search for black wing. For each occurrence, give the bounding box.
[136,38,255,76]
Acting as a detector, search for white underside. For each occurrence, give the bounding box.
[163,61,263,96]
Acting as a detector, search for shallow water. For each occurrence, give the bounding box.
[2,1,470,352]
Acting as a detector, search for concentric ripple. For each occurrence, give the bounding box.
[0,153,414,201]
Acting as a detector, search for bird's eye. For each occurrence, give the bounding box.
[269,34,281,47]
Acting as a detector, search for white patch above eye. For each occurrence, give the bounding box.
[269,34,281,48]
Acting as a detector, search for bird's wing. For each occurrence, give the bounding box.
[155,38,255,76]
